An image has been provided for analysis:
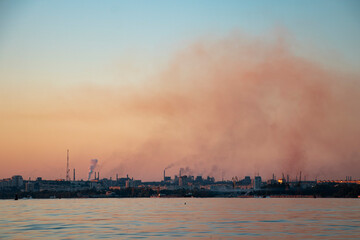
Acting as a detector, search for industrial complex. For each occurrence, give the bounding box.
[1,150,359,199]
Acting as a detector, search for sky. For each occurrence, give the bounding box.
[0,1,360,181]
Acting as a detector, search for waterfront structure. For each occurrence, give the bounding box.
[1,170,359,199]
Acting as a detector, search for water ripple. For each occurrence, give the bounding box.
[0,198,359,239]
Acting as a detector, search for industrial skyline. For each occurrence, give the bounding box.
[0,149,356,184]
[1,147,360,182]
[1,167,359,200]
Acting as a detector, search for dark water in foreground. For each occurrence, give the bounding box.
[0,198,359,239]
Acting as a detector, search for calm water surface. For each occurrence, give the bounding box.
[0,198,359,239]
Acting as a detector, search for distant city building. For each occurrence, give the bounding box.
[0,178,12,189]
[0,175,24,190]
[195,176,203,182]
[126,179,133,188]
[242,176,251,185]
[25,182,35,192]
[12,175,24,188]
[207,176,215,182]
[254,176,262,190]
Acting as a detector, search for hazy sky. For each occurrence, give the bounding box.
[1,1,360,181]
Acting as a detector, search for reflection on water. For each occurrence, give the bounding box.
[0,198,359,239]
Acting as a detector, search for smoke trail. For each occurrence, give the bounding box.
[180,167,193,176]
[165,163,174,170]
[88,159,98,180]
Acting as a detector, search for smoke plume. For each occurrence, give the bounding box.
[100,33,360,180]
[15,32,357,181]
[165,163,175,170]
[88,159,98,180]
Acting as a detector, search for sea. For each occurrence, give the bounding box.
[0,198,359,239]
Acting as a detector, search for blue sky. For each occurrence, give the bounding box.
[0,0,359,88]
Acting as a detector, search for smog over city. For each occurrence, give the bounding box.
[0,2,359,183]
[1,3,360,239]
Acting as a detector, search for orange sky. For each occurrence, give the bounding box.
[1,33,359,181]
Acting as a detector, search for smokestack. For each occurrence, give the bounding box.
[66,149,70,181]
[98,172,100,180]
[179,168,182,177]
[73,168,75,181]
[116,174,118,181]
[164,169,166,181]
[88,159,98,181]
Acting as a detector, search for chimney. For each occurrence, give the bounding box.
[73,168,75,181]
[164,169,166,181]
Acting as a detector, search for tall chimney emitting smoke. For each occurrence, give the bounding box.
[88,159,98,181]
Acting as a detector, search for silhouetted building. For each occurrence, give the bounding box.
[242,176,251,185]
[25,182,35,192]
[254,176,262,190]
[196,176,203,182]
[207,176,215,183]
[12,175,23,188]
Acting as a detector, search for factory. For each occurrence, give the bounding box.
[1,150,359,198]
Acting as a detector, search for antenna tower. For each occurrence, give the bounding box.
[66,149,70,181]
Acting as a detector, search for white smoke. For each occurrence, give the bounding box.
[88,159,98,180]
